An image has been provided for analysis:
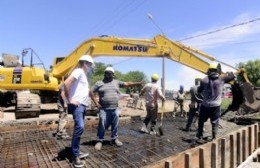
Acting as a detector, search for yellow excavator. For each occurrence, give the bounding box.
[0,35,259,119]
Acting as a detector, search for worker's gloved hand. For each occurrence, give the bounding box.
[226,71,235,79]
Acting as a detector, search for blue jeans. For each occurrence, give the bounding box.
[97,108,119,141]
[68,104,86,157]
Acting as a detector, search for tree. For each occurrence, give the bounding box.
[238,59,260,86]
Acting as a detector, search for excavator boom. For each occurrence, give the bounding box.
[51,35,210,78]
[50,34,259,114]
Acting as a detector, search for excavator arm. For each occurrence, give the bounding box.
[50,34,260,114]
[51,35,210,78]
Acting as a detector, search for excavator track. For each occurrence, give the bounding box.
[15,92,41,119]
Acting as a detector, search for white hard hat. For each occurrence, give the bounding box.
[104,66,115,73]
[79,54,94,64]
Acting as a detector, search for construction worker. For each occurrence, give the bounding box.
[196,62,235,143]
[182,77,203,132]
[55,75,69,139]
[139,73,166,135]
[64,54,94,168]
[90,67,143,151]
[176,85,186,117]
[130,91,139,109]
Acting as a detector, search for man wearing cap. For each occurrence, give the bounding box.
[64,54,94,168]
[182,77,203,132]
[139,73,166,135]
[196,62,235,143]
[90,67,143,151]
[55,75,70,140]
[175,85,186,118]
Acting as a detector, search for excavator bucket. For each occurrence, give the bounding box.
[229,76,260,115]
[238,83,260,114]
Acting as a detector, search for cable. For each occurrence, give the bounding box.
[195,40,260,48]
[113,58,134,66]
[98,0,147,67]
[177,17,260,42]
[100,0,147,34]
[91,0,137,35]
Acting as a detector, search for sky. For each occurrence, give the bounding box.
[0,0,260,91]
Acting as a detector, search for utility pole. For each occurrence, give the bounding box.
[162,55,165,96]
[147,13,166,96]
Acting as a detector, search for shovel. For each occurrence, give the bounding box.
[158,101,165,136]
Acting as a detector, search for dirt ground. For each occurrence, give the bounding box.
[0,99,188,121]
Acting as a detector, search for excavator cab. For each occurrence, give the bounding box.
[0,49,58,119]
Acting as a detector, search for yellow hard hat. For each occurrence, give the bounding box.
[151,73,159,81]
[208,62,219,70]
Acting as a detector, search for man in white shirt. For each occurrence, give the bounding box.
[64,54,94,168]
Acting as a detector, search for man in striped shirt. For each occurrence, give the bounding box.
[90,67,143,151]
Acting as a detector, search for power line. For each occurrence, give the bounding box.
[100,0,147,34]
[195,40,260,48]
[90,0,135,35]
[177,17,260,42]
[113,58,134,66]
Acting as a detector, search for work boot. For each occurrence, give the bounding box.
[196,137,206,144]
[172,112,176,118]
[140,123,149,133]
[95,141,103,151]
[149,127,157,135]
[112,139,123,147]
[56,132,69,140]
[72,157,84,168]
[182,128,190,132]
[212,127,218,140]
[79,152,89,159]
[182,126,190,132]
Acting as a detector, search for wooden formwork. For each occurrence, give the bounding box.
[146,123,260,168]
